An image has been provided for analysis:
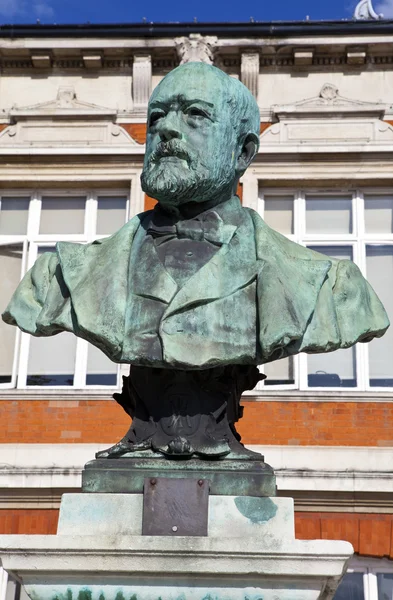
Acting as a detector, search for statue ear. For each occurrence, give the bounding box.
[236,132,259,175]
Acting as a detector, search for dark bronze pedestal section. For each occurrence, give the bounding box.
[83,453,276,496]
[82,364,276,497]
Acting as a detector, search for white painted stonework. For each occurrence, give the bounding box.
[1,444,392,503]
[260,82,393,152]
[0,87,139,149]
[0,492,353,600]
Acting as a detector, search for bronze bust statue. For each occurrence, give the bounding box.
[2,62,389,460]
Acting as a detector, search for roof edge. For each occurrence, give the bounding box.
[1,20,393,38]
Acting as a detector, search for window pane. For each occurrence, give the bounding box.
[306,195,352,234]
[264,357,294,385]
[264,195,294,235]
[365,195,393,234]
[308,347,357,388]
[0,245,23,383]
[308,245,353,262]
[0,197,29,234]
[39,196,85,234]
[86,343,118,386]
[333,573,364,600]
[27,332,76,386]
[377,573,393,600]
[6,574,30,600]
[96,196,127,235]
[366,246,393,387]
[307,245,356,388]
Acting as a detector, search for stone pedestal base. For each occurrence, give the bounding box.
[0,492,352,600]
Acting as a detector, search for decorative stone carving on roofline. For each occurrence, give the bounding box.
[272,82,387,120]
[175,34,218,64]
[0,86,140,148]
[260,83,393,149]
[10,86,118,120]
[354,0,382,20]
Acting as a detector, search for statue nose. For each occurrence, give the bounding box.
[157,113,183,142]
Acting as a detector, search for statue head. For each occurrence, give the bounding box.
[141,62,260,212]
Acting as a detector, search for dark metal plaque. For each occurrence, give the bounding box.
[142,477,209,536]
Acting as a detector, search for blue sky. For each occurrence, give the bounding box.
[0,0,392,25]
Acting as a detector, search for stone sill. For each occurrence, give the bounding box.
[0,389,392,402]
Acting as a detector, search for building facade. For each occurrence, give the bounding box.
[1,15,393,600]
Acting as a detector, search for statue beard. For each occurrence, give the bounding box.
[141,139,235,209]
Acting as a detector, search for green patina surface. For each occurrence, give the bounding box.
[234,497,278,524]
[44,591,264,600]
[28,583,321,600]
[2,62,388,373]
[82,455,276,496]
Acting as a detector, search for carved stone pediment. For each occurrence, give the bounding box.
[272,83,387,120]
[0,87,140,148]
[10,86,117,120]
[261,83,393,149]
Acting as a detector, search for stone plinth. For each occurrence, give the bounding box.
[0,492,352,600]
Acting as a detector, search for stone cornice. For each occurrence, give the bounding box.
[0,37,393,71]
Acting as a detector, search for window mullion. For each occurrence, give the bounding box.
[357,190,370,392]
[298,352,308,391]
[27,191,41,239]
[353,194,368,391]
[257,185,264,218]
[297,190,307,389]
[126,179,132,221]
[10,239,28,389]
[366,572,379,600]
[73,338,88,388]
[17,332,29,388]
[295,190,305,242]
[85,191,97,242]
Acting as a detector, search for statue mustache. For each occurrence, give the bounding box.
[149,140,196,166]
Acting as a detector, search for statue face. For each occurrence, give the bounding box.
[141,64,240,210]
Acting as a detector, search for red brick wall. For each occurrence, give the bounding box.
[120,123,147,144]
[1,399,393,446]
[0,509,59,534]
[296,513,393,559]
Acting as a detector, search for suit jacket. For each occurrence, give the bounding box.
[2,197,389,369]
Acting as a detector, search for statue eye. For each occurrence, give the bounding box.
[187,107,209,119]
[149,111,165,127]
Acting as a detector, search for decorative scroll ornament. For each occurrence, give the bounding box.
[354,0,382,20]
[175,34,218,65]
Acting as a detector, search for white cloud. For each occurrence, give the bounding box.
[376,0,393,17]
[0,0,55,20]
[33,1,55,18]
[0,0,28,18]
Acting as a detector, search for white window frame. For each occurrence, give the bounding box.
[255,186,393,393]
[342,556,393,600]
[0,188,130,391]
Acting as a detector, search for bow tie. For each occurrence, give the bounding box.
[147,211,235,247]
